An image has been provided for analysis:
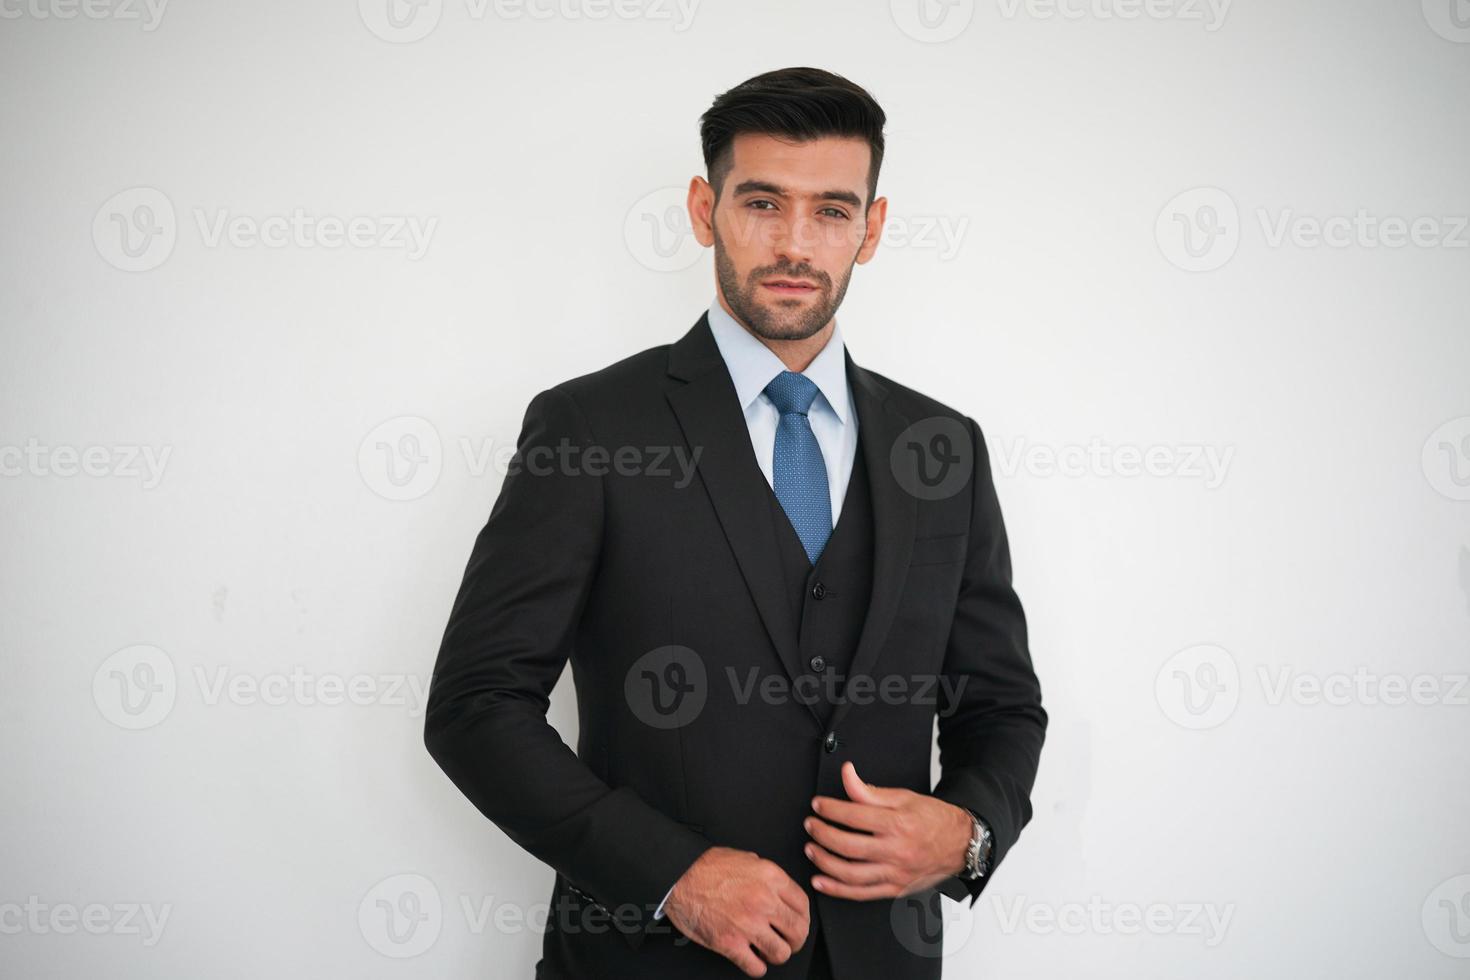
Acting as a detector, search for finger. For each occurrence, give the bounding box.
[770,899,810,950]
[750,926,793,967]
[811,875,898,901]
[841,761,904,807]
[805,815,883,861]
[804,841,891,886]
[721,942,767,979]
[811,795,892,833]
[775,874,811,922]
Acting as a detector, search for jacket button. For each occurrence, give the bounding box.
[810,656,826,672]
[811,582,826,600]
[823,731,838,753]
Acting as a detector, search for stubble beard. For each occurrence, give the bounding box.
[712,217,856,343]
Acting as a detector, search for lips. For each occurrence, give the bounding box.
[763,279,819,293]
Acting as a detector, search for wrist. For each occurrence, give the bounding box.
[948,803,974,876]
[953,806,993,881]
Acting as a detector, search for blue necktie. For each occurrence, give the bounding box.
[764,371,832,564]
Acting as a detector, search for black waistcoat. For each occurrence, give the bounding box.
[762,428,875,726]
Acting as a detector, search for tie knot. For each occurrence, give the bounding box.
[764,371,821,416]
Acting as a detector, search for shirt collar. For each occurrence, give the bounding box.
[706,297,852,425]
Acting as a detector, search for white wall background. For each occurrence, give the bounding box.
[2,1,1468,976]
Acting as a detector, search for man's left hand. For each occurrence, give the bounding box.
[803,761,971,900]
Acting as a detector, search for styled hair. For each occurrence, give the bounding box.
[699,67,887,208]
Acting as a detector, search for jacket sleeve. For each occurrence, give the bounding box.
[931,415,1047,906]
[423,385,710,945]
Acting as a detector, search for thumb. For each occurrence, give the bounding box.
[841,761,894,806]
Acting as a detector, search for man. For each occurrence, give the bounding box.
[424,67,1047,980]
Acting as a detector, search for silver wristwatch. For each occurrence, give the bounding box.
[960,809,993,880]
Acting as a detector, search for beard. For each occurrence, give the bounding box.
[712,217,856,342]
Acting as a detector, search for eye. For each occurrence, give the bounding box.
[819,208,850,220]
[746,199,777,211]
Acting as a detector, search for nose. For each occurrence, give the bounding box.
[769,212,820,268]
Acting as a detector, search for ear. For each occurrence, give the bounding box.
[687,175,716,248]
[855,195,888,265]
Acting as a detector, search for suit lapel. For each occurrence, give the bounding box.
[829,353,916,734]
[665,313,817,725]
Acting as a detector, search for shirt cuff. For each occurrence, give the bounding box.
[653,883,675,921]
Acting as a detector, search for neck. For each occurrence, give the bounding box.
[717,294,834,373]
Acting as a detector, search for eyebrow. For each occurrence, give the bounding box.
[730,179,864,209]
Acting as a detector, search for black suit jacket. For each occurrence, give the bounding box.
[424,312,1047,979]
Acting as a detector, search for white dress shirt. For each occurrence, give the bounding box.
[653,299,859,921]
[705,297,859,521]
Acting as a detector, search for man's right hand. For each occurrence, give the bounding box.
[663,846,811,977]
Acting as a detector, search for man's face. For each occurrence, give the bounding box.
[689,133,887,343]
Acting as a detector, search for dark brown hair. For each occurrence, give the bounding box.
[699,67,887,208]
